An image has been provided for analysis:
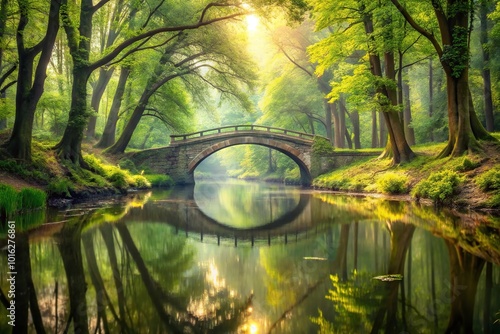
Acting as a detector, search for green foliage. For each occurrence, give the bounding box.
[0,185,19,216]
[118,158,138,174]
[0,186,46,216]
[441,26,470,78]
[375,173,409,194]
[83,154,107,175]
[83,154,152,190]
[144,174,174,188]
[454,156,481,172]
[486,193,500,208]
[109,170,129,189]
[131,175,151,188]
[47,178,73,198]
[476,167,500,191]
[312,136,334,155]
[411,171,463,204]
[16,188,47,210]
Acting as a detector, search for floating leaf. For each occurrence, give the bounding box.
[372,274,403,282]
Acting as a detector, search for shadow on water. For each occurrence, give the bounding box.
[0,180,499,333]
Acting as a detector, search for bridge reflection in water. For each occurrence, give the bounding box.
[119,185,331,247]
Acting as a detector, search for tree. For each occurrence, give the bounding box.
[390,0,495,158]
[106,18,256,154]
[479,0,496,132]
[308,0,415,163]
[2,0,60,161]
[54,0,248,165]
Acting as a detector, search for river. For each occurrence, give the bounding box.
[1,179,499,333]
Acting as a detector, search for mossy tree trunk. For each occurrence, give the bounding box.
[3,0,60,161]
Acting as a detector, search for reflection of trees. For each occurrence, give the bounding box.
[444,241,486,333]
[56,217,89,334]
[15,232,46,334]
[313,221,415,334]
[371,222,415,333]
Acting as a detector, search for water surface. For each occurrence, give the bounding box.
[1,180,499,333]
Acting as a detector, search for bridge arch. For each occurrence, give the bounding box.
[187,137,312,185]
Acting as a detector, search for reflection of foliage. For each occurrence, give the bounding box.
[311,272,383,333]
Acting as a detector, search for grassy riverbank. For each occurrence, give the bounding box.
[0,136,173,206]
[314,140,500,211]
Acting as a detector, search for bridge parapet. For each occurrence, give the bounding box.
[170,125,316,143]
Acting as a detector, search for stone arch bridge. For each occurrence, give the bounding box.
[127,125,377,185]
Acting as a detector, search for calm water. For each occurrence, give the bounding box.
[1,180,499,333]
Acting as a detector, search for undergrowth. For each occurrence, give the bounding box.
[0,185,46,218]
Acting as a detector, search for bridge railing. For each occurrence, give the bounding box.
[170,125,316,142]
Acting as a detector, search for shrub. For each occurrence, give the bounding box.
[109,170,129,189]
[455,157,480,172]
[144,174,174,187]
[47,178,73,197]
[132,175,151,188]
[0,184,18,216]
[16,188,46,210]
[312,136,334,155]
[376,173,409,194]
[83,154,107,176]
[118,159,138,174]
[411,170,463,204]
[476,167,500,191]
[486,193,500,208]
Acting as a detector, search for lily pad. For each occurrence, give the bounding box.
[372,274,403,282]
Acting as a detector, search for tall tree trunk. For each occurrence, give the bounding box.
[362,8,414,163]
[332,101,343,148]
[55,69,92,164]
[339,96,347,148]
[3,0,60,161]
[54,0,93,164]
[106,93,150,155]
[403,68,415,145]
[85,0,126,140]
[429,58,435,142]
[350,110,361,149]
[379,111,387,148]
[323,100,333,142]
[86,67,115,139]
[96,66,131,148]
[372,110,378,148]
[480,0,495,132]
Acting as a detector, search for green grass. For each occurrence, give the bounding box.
[0,184,19,216]
[144,174,174,187]
[16,188,47,210]
[0,185,46,220]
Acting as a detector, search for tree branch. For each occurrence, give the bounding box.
[90,11,246,71]
[92,0,112,14]
[389,0,443,55]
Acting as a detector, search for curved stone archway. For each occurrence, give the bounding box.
[187,137,312,185]
[127,126,361,186]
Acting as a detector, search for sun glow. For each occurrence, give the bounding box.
[246,14,260,32]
